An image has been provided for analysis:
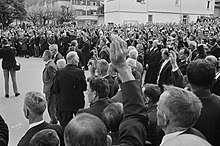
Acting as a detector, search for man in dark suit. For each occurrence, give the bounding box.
[49,44,63,65]
[209,38,220,59]
[81,34,91,70]
[17,91,64,146]
[95,59,119,98]
[53,51,87,127]
[0,115,8,146]
[42,50,57,124]
[0,38,20,98]
[157,49,172,88]
[187,59,220,146]
[178,47,189,75]
[144,40,162,84]
[78,77,112,120]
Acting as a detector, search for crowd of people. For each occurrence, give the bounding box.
[0,16,220,146]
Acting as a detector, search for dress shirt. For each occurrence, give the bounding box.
[29,120,44,129]
[160,130,185,146]
[157,59,169,83]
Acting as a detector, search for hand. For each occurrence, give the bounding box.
[110,35,128,70]
[169,50,178,69]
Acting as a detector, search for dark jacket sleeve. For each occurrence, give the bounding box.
[171,69,184,88]
[119,80,148,146]
[0,116,9,146]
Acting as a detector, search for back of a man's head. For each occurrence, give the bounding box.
[66,51,78,65]
[96,59,109,76]
[129,49,139,60]
[64,113,107,146]
[163,86,202,128]
[187,59,216,87]
[102,102,123,132]
[24,91,46,116]
[30,129,60,146]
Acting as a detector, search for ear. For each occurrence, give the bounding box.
[25,108,30,119]
[163,114,169,126]
[107,135,112,146]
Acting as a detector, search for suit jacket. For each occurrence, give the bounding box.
[193,89,220,146]
[157,60,172,87]
[99,45,110,63]
[119,80,148,146]
[177,60,188,76]
[43,60,57,94]
[53,64,87,111]
[53,52,63,65]
[17,121,64,146]
[135,61,144,75]
[212,70,220,96]
[0,45,16,70]
[104,74,119,98]
[210,43,220,59]
[180,127,206,140]
[78,98,112,120]
[0,115,8,146]
[144,48,162,84]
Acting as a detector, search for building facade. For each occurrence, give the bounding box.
[30,0,102,26]
[105,0,215,24]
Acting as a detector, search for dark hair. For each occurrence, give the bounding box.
[143,84,161,104]
[102,103,123,132]
[187,59,216,87]
[181,47,190,56]
[88,77,110,98]
[64,113,107,146]
[1,38,9,45]
[30,129,60,146]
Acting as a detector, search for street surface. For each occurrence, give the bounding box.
[0,57,90,146]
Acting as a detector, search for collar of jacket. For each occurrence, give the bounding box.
[90,98,110,107]
[193,89,212,98]
[66,64,79,68]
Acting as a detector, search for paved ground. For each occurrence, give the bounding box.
[0,57,90,146]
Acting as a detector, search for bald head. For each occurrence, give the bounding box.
[64,113,107,146]
[66,51,79,65]
[129,49,138,60]
[205,55,218,67]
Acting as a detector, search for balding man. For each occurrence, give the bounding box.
[49,44,63,65]
[53,51,87,127]
[129,49,143,74]
[17,91,64,146]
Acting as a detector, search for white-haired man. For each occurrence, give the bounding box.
[53,51,87,127]
[129,49,143,74]
[49,44,63,65]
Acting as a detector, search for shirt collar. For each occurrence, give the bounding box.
[45,59,52,65]
[54,52,58,58]
[160,130,185,146]
[29,120,44,129]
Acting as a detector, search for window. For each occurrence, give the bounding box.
[174,0,180,6]
[137,0,145,3]
[207,0,211,9]
[148,15,153,22]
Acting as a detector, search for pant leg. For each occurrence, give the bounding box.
[9,69,18,94]
[57,110,76,128]
[46,94,57,123]
[3,70,9,94]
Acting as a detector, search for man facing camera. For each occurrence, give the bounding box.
[17,91,64,146]
[49,44,63,65]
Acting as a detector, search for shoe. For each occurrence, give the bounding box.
[15,93,20,97]
[5,94,9,98]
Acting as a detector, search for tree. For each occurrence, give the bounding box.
[0,0,26,28]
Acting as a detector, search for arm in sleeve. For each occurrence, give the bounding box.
[0,116,9,146]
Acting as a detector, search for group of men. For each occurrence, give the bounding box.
[0,17,220,146]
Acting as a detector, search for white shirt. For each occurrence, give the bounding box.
[29,120,44,129]
[157,59,169,83]
[160,131,185,146]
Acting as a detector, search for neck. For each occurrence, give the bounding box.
[190,84,210,92]
[29,115,43,125]
[164,126,188,135]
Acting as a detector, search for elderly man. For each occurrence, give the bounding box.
[49,44,63,65]
[42,50,57,124]
[96,59,119,98]
[78,77,112,119]
[157,85,205,146]
[64,35,149,146]
[129,49,143,75]
[0,115,8,146]
[53,51,87,127]
[17,91,64,146]
[187,59,220,146]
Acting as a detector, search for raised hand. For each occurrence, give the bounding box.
[110,34,128,70]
